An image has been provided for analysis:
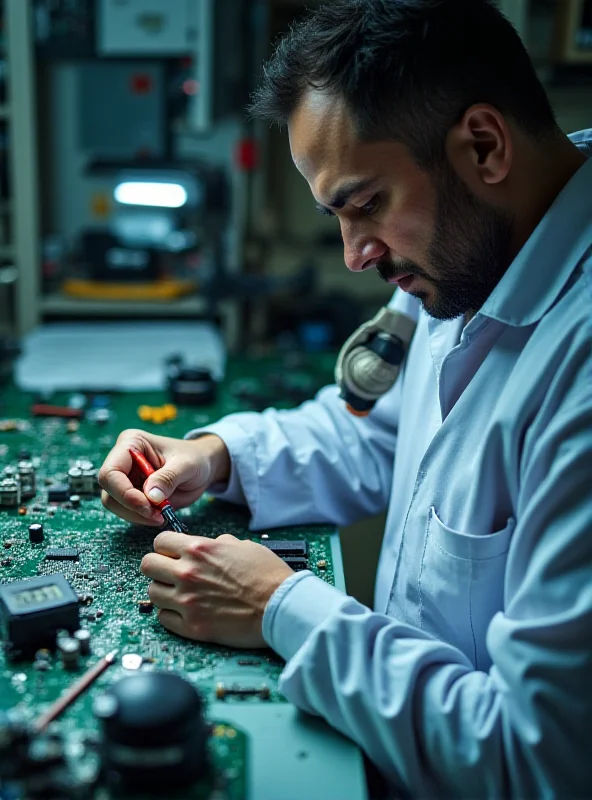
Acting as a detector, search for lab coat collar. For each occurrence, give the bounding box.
[479,130,592,328]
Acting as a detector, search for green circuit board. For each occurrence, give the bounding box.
[0,352,338,799]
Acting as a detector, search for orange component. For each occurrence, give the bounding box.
[161,404,177,421]
[345,404,371,418]
[137,405,154,422]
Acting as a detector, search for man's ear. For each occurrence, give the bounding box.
[446,104,512,189]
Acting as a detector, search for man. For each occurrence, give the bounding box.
[99,0,592,796]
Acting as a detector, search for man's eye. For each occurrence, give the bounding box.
[361,197,379,215]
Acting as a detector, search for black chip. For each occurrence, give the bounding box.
[44,548,79,561]
[282,557,308,572]
[262,540,308,558]
[47,484,69,502]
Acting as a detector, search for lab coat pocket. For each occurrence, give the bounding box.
[418,507,515,669]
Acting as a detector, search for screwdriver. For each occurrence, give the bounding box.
[128,447,188,533]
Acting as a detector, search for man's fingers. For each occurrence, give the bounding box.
[157,608,190,638]
[98,447,155,517]
[153,531,194,558]
[101,491,162,527]
[143,452,211,506]
[147,579,177,610]
[141,552,180,583]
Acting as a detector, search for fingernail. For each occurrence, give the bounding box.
[148,487,166,503]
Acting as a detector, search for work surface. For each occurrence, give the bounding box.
[0,353,368,800]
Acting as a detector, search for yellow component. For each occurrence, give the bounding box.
[224,728,237,739]
[161,404,177,421]
[62,279,198,302]
[213,725,227,738]
[150,409,167,425]
[91,192,111,219]
[137,405,154,422]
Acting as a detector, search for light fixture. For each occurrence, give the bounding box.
[114,181,189,209]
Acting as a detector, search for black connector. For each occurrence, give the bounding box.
[161,506,188,534]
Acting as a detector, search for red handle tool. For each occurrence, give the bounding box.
[128,447,188,533]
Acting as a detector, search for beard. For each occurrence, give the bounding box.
[376,163,515,320]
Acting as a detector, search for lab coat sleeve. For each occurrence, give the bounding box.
[262,367,592,797]
[185,292,418,530]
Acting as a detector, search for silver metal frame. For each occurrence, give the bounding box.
[6,0,41,335]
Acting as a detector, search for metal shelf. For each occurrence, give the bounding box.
[41,293,210,317]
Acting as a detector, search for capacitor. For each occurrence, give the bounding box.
[17,461,36,500]
[69,494,81,508]
[68,466,97,495]
[0,478,21,508]
[28,523,44,544]
[94,673,208,791]
[57,636,80,670]
[73,629,91,656]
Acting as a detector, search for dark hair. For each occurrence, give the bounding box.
[249,0,557,168]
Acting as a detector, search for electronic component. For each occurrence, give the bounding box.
[0,478,21,507]
[94,673,208,791]
[57,636,80,670]
[137,403,178,424]
[317,559,328,570]
[261,539,309,558]
[168,365,217,407]
[87,408,111,425]
[73,629,91,655]
[44,548,79,561]
[215,682,271,700]
[0,419,28,432]
[47,484,70,502]
[0,574,79,657]
[67,465,98,495]
[121,653,143,670]
[282,557,308,572]
[17,461,36,500]
[138,600,153,614]
[29,523,44,544]
[31,404,84,419]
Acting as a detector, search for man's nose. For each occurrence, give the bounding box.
[343,234,388,273]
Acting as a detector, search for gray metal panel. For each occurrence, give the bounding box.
[98,0,192,56]
[78,62,165,159]
[211,703,368,800]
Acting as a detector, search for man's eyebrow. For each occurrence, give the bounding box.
[325,178,377,209]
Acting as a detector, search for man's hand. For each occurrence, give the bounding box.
[98,429,230,527]
[141,532,295,648]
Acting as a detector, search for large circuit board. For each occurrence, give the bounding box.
[0,353,367,800]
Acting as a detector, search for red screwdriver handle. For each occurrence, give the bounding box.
[128,448,168,511]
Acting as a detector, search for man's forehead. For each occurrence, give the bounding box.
[288,91,417,203]
[289,91,356,174]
